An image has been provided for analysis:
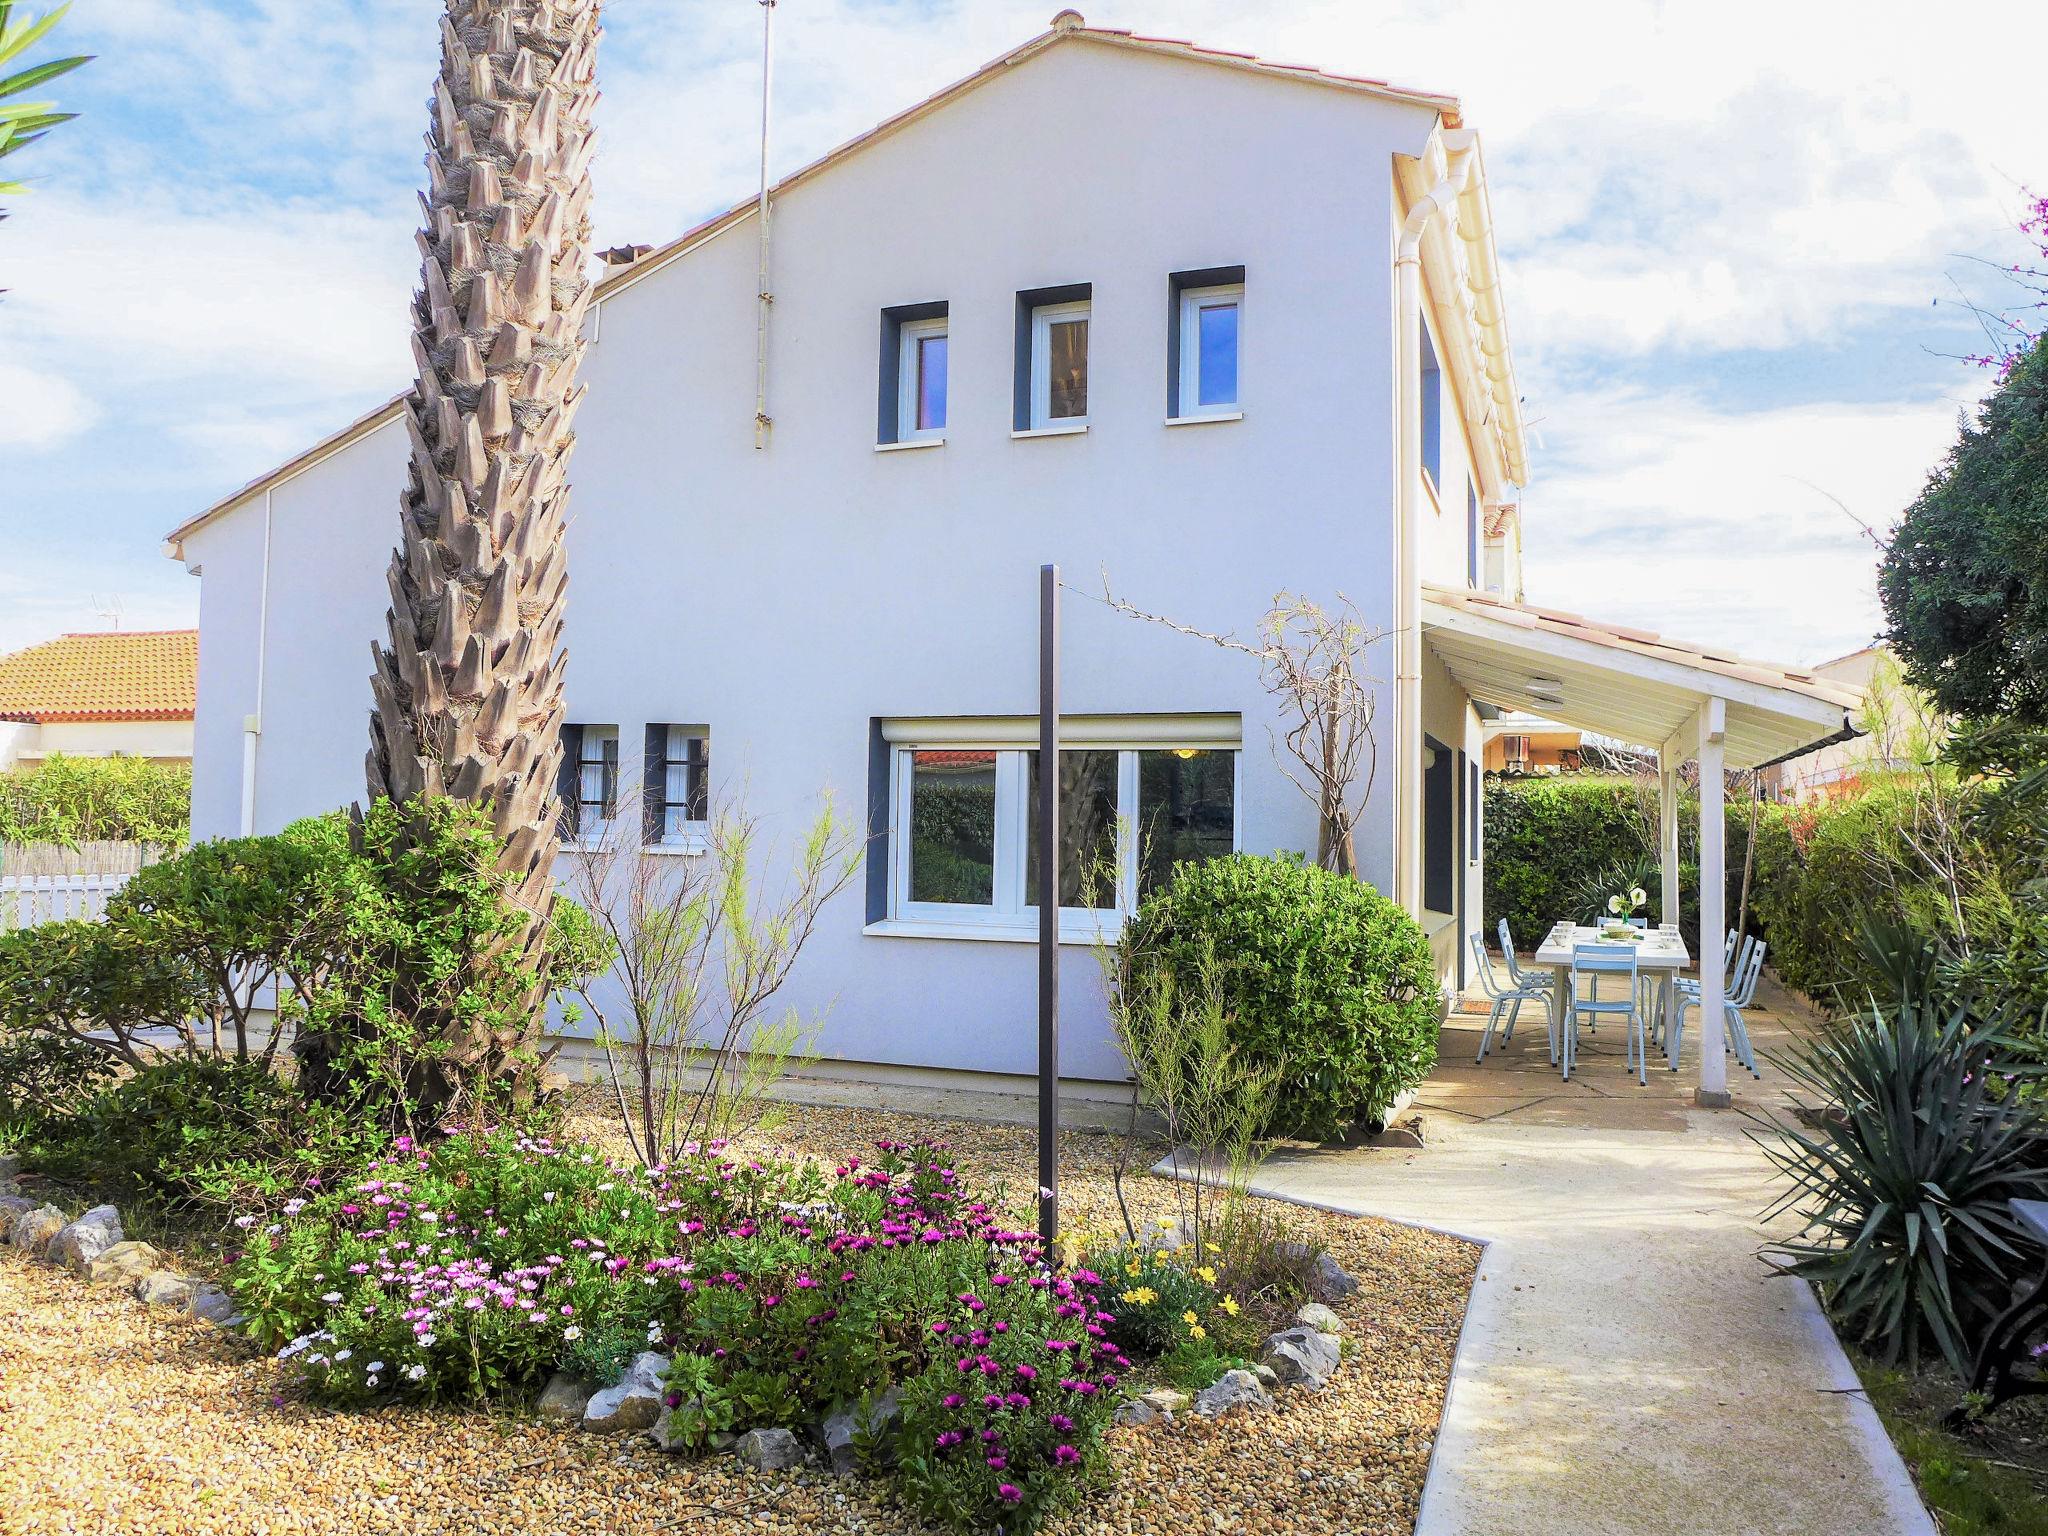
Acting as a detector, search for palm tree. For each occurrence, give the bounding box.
[0,1,92,211]
[363,0,601,1112]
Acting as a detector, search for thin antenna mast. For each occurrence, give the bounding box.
[753,0,776,449]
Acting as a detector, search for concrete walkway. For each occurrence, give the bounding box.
[1250,977,1936,1536]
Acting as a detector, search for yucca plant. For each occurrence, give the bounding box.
[0,1,90,209]
[1756,984,2047,1375]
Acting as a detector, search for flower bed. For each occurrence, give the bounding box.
[231,1131,1129,1532]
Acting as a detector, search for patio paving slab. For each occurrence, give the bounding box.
[1248,979,1936,1536]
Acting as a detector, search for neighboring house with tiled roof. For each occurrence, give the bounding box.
[0,630,198,770]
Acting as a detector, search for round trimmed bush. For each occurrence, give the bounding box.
[1119,854,1442,1140]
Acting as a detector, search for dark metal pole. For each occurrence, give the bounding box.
[1037,563,1060,1249]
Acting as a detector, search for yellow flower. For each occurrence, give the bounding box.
[1220,1295,1241,1317]
[1189,1324,1207,1340]
[1196,1266,1217,1285]
[1181,1310,1200,1327]
[1119,1286,1158,1306]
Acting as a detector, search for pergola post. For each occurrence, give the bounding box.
[1695,697,1730,1108]
[1657,751,1680,929]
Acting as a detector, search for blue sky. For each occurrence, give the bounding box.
[2,0,2039,663]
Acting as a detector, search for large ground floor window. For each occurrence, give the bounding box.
[882,716,1239,937]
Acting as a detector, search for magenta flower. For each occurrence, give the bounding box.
[1054,1443,1081,1465]
[998,1484,1022,1504]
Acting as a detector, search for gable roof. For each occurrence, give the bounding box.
[0,630,200,724]
[162,12,1476,560]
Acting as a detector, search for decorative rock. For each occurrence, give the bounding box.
[0,1193,33,1222]
[135,1270,200,1311]
[580,1351,668,1435]
[9,1203,68,1256]
[1140,1387,1190,1416]
[86,1240,162,1288]
[734,1427,805,1471]
[536,1371,594,1424]
[188,1284,245,1327]
[1143,1220,1190,1252]
[1113,1397,1159,1427]
[1294,1302,1344,1334]
[48,1204,123,1272]
[819,1386,901,1474]
[1191,1368,1272,1419]
[1260,1326,1341,1390]
[648,1403,693,1452]
[0,1152,19,1191]
[1253,1363,1281,1390]
[1279,1243,1361,1303]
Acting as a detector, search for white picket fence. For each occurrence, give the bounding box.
[0,871,134,932]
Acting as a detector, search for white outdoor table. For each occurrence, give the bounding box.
[1534,922,1693,1071]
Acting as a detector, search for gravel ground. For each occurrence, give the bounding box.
[0,1106,1476,1536]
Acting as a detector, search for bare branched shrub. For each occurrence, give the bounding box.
[1099,581,1383,877]
[561,784,863,1165]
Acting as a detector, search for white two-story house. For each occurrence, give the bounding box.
[162,15,1857,1101]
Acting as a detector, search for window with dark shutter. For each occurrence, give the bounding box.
[556,723,584,840]
[646,724,710,845]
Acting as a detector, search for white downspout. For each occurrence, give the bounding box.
[751,0,776,449]
[1393,139,1475,916]
[239,488,273,837]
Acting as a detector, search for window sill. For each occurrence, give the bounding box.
[1011,422,1089,440]
[644,835,709,857]
[1164,411,1243,427]
[875,437,944,453]
[864,915,1121,946]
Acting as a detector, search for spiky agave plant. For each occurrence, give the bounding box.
[1755,984,2047,1376]
[349,0,601,1119]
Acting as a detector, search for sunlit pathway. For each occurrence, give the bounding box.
[1252,978,1936,1536]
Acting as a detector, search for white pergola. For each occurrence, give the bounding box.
[1423,585,1862,1104]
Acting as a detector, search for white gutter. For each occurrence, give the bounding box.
[239,488,274,837]
[1394,136,1475,916]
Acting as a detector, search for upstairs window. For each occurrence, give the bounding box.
[1169,267,1245,419]
[557,723,618,843]
[644,724,709,848]
[1032,301,1091,427]
[878,301,948,446]
[1420,319,1443,492]
[1014,283,1092,432]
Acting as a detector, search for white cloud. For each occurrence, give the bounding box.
[0,362,97,448]
[1525,388,1973,662]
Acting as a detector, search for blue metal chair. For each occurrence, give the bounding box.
[1672,937,1766,1077]
[1497,918,1553,996]
[1470,931,1555,1065]
[1567,941,1648,1085]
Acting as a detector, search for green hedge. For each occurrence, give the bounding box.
[0,753,190,845]
[1482,776,1759,954]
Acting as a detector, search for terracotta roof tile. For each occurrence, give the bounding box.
[0,630,199,723]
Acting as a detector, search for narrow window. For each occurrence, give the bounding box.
[1174,282,1243,417]
[1467,479,1481,588]
[878,301,947,445]
[560,724,617,842]
[1420,320,1443,492]
[1025,749,1120,909]
[1135,748,1235,899]
[643,724,709,846]
[1030,299,1091,428]
[1423,733,1454,915]
[898,317,948,440]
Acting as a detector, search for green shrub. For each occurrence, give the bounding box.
[0,916,201,1069]
[0,1025,113,1128]
[27,1057,378,1215]
[0,752,190,845]
[1090,1243,1222,1358]
[1758,982,2047,1376]
[1120,854,1441,1140]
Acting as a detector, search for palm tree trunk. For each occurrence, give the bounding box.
[362,0,601,1115]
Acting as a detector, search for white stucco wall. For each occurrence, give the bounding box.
[178,41,1481,1082]
[0,718,193,769]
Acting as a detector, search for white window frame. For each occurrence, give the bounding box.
[896,316,949,442]
[1029,299,1092,430]
[654,725,709,852]
[1176,282,1243,418]
[881,726,1241,942]
[574,725,619,846]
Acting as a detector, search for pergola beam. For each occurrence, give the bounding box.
[1695,697,1730,1107]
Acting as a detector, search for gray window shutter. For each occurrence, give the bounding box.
[644,725,666,845]
[687,734,709,821]
[556,723,583,840]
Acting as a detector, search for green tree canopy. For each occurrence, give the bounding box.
[1879,335,2048,726]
